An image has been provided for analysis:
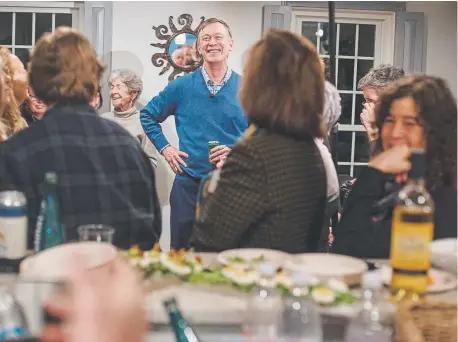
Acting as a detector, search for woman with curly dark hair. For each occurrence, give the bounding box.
[333,75,457,259]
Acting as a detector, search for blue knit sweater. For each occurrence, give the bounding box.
[140,70,248,179]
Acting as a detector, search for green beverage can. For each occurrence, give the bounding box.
[208,141,220,161]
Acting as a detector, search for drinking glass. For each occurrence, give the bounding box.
[77,224,115,243]
[12,278,65,336]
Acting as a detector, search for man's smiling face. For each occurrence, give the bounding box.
[198,22,233,64]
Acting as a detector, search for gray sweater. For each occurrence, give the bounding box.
[101,106,158,168]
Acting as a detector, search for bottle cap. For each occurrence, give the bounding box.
[361,271,382,291]
[163,297,178,310]
[408,150,427,179]
[292,271,309,287]
[44,172,58,184]
[258,262,276,277]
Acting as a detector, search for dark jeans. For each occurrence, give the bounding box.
[170,175,201,250]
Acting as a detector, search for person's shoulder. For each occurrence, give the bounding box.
[230,70,242,79]
[97,115,132,136]
[100,111,114,119]
[0,122,43,159]
[232,126,267,158]
[168,71,199,88]
[228,71,242,84]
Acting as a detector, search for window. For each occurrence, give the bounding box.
[0,3,81,60]
[292,8,395,177]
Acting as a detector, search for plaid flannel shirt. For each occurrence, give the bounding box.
[0,102,161,250]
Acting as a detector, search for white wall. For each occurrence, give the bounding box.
[407,1,457,96]
[111,1,277,249]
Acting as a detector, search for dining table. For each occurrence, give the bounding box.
[145,253,457,342]
[1,252,455,342]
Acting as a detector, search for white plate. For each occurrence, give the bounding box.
[285,253,368,286]
[20,242,117,281]
[217,248,292,269]
[378,265,457,293]
[431,238,457,274]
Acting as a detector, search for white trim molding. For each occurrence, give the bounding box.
[291,8,395,65]
[82,1,113,113]
[285,2,406,12]
[0,2,80,9]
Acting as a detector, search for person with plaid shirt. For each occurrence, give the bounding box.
[0,28,161,250]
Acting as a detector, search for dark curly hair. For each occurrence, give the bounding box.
[375,75,457,191]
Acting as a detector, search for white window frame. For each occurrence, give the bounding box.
[0,1,83,53]
[292,8,395,176]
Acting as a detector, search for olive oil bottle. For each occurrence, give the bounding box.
[390,150,434,302]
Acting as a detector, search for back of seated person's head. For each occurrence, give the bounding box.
[375,75,457,190]
[358,65,405,104]
[240,29,326,140]
[29,26,105,106]
[323,81,341,134]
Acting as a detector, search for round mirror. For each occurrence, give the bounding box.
[168,32,201,70]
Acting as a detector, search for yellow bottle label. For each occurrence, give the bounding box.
[390,206,433,296]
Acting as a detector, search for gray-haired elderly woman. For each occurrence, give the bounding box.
[101,69,157,168]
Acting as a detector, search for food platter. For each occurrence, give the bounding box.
[124,245,361,310]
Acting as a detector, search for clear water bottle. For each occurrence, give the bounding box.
[278,271,322,342]
[242,262,282,342]
[345,271,393,342]
[0,287,29,339]
[0,191,27,259]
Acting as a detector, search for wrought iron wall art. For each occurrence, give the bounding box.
[151,14,205,81]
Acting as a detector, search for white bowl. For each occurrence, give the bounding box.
[285,253,368,286]
[431,238,457,274]
[20,242,117,281]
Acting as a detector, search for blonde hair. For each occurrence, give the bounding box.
[0,46,27,135]
[0,120,7,142]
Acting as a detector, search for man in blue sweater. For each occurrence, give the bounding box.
[141,18,248,249]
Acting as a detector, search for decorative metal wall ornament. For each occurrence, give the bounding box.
[151,14,205,81]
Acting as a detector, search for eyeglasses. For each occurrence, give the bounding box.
[109,83,128,92]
